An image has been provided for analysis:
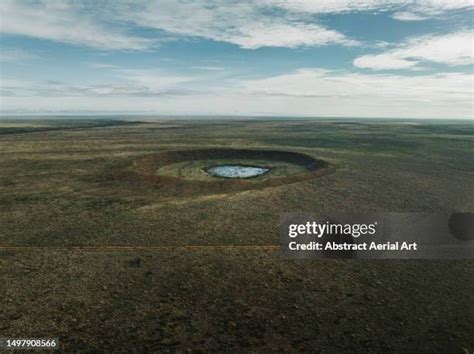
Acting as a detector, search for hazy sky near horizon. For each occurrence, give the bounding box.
[0,0,473,118]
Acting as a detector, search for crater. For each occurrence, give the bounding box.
[115,148,330,197]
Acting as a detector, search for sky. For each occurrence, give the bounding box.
[0,0,473,118]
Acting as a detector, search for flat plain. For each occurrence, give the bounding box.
[1,118,473,352]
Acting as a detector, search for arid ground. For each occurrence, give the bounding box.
[1,118,473,352]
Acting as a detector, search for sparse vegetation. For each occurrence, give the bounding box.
[1,118,473,352]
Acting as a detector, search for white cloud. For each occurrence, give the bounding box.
[2,68,473,118]
[0,0,357,50]
[1,1,472,118]
[391,11,427,21]
[1,0,472,51]
[88,63,120,69]
[0,48,38,62]
[266,0,392,14]
[354,30,474,70]
[116,0,358,49]
[191,66,225,71]
[226,22,356,49]
[411,0,474,15]
[390,1,473,21]
[270,0,473,19]
[115,69,199,91]
[389,0,473,21]
[0,0,154,50]
[354,54,418,70]
[240,68,473,103]
[0,68,204,98]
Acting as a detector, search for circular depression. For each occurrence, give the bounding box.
[120,148,330,196]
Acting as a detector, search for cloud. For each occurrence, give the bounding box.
[0,68,203,98]
[2,68,472,118]
[240,69,472,102]
[0,48,39,62]
[0,0,155,50]
[115,0,358,49]
[266,0,392,14]
[88,63,120,69]
[389,1,473,21]
[1,0,472,51]
[114,69,203,94]
[354,54,419,70]
[2,79,196,98]
[408,0,473,16]
[391,11,427,21]
[191,66,225,71]
[0,0,358,50]
[354,30,474,70]
[1,1,472,118]
[270,0,473,19]
[224,22,356,49]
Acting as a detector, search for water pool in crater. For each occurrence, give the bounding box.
[206,165,270,179]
